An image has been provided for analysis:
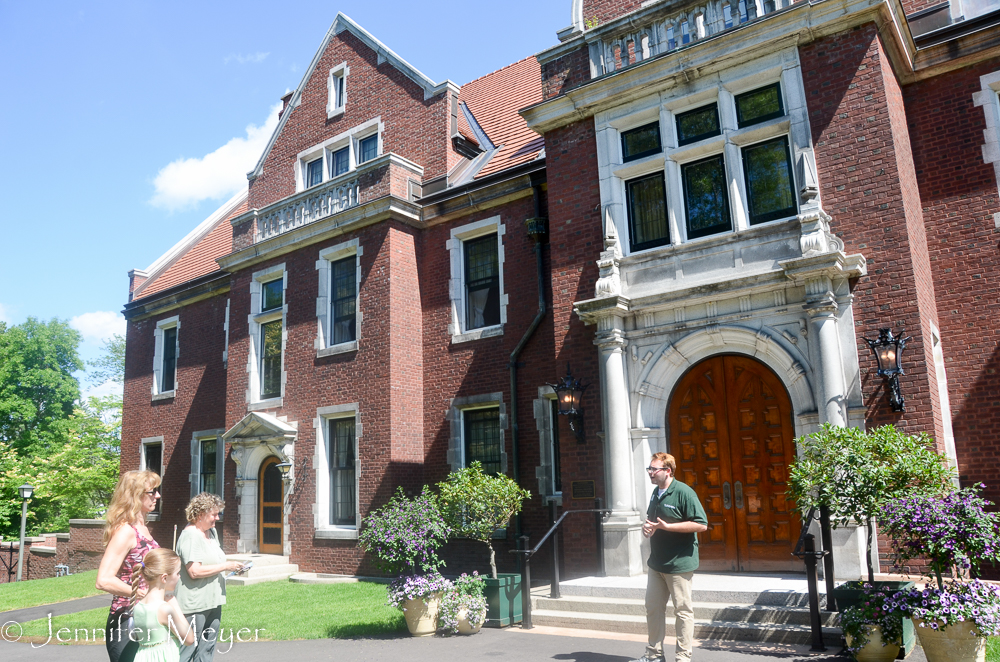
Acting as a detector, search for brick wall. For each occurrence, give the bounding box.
[122,294,230,546]
[541,46,592,101]
[581,0,645,26]
[799,24,943,439]
[0,519,107,583]
[904,57,1000,506]
[248,29,457,212]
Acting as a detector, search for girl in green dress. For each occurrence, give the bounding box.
[130,548,196,662]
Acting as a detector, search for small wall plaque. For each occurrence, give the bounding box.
[571,480,596,500]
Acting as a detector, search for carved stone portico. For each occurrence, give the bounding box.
[222,412,297,554]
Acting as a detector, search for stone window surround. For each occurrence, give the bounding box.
[596,51,812,257]
[247,264,287,411]
[315,239,363,357]
[447,393,508,474]
[140,436,164,521]
[447,216,508,344]
[533,386,562,504]
[189,429,226,499]
[295,116,383,193]
[151,315,180,400]
[313,403,361,539]
[326,61,350,119]
[973,71,1000,229]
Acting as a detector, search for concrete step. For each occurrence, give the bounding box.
[288,573,361,585]
[532,595,839,627]
[556,585,817,607]
[224,554,298,586]
[225,553,292,567]
[529,609,841,645]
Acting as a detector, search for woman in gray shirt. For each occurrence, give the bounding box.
[175,493,243,662]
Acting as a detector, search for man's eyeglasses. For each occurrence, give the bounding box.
[646,466,666,474]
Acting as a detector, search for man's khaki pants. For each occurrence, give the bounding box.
[644,569,695,662]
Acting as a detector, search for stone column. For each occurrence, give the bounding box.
[804,275,847,426]
[596,313,644,576]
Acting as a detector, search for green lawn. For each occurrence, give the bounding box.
[0,570,101,612]
[12,580,405,643]
[988,635,1000,662]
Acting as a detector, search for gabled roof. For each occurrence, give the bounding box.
[459,56,545,180]
[248,13,461,181]
[131,190,246,301]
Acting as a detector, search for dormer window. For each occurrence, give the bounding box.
[296,117,384,193]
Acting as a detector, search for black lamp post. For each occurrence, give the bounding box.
[548,364,587,443]
[864,328,910,412]
[16,483,33,582]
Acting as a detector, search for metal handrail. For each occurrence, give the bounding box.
[791,506,830,652]
[510,500,611,629]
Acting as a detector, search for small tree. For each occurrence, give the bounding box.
[788,423,954,583]
[437,462,531,579]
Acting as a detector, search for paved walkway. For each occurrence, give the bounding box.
[0,594,111,626]
[0,627,880,662]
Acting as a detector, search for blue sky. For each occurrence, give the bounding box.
[0,1,569,394]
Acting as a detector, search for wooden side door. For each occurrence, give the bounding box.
[668,355,799,572]
[258,457,284,555]
[669,356,739,571]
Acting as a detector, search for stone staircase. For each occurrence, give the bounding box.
[224,554,298,586]
[529,574,841,645]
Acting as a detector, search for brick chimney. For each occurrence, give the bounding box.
[128,269,148,302]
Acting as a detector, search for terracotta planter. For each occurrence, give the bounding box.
[845,625,902,662]
[402,593,442,637]
[457,607,486,635]
[913,618,986,662]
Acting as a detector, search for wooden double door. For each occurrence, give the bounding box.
[667,355,800,572]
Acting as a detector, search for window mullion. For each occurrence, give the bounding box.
[665,160,685,244]
[725,141,750,231]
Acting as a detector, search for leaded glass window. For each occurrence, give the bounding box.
[329,418,356,526]
[161,326,177,393]
[331,256,356,345]
[465,408,502,475]
[464,234,500,330]
[622,122,661,162]
[735,83,784,128]
[626,173,670,252]
[683,155,731,239]
[260,320,282,399]
[200,439,217,495]
[742,136,796,225]
[676,104,721,146]
[307,158,323,188]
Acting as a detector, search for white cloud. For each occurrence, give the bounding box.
[224,52,270,65]
[70,311,126,344]
[82,379,124,401]
[150,103,282,211]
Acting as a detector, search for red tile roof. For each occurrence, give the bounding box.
[460,56,544,179]
[135,199,245,300]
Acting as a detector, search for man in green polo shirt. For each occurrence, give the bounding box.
[632,452,708,662]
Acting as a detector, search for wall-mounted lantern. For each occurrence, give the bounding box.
[864,328,910,412]
[548,364,587,443]
[275,462,292,482]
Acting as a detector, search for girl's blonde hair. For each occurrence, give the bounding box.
[130,547,180,605]
[103,470,161,546]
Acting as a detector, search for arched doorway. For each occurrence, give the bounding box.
[667,354,800,572]
[258,457,284,555]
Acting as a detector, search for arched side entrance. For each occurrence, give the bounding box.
[258,457,285,555]
[668,354,800,572]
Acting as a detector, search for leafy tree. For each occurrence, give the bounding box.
[0,318,82,455]
[87,333,125,387]
[788,424,955,582]
[437,462,531,579]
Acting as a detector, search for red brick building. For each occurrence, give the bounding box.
[122,1,1000,579]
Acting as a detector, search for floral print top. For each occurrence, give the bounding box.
[110,525,160,614]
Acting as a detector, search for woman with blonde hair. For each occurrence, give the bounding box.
[97,469,163,662]
[174,492,243,662]
[128,548,195,662]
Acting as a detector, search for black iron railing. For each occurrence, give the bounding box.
[511,499,611,628]
[792,506,841,651]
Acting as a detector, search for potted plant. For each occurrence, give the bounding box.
[359,486,452,636]
[841,584,905,662]
[439,572,488,635]
[437,461,531,627]
[882,486,1000,662]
